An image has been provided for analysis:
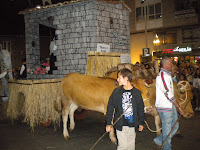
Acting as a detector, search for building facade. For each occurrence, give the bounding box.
[126,0,200,64]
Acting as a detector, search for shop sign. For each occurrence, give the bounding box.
[162,46,192,53]
[120,54,131,63]
[143,48,150,57]
[162,49,173,53]
[173,46,192,52]
[97,43,110,52]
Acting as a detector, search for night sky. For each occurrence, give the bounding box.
[0,0,32,35]
[0,0,69,35]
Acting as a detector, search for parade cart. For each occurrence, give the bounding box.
[7,79,61,130]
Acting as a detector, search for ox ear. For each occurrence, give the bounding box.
[145,79,153,85]
[114,81,119,86]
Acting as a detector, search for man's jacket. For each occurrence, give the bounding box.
[155,68,176,112]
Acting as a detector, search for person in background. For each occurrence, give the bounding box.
[154,56,185,150]
[0,69,11,101]
[179,74,187,81]
[20,58,27,79]
[172,63,179,83]
[193,69,200,111]
[49,37,57,74]
[185,68,193,84]
[0,70,11,79]
[106,68,145,150]
[12,68,20,79]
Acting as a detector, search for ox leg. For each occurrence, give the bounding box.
[69,102,78,132]
[155,115,161,135]
[109,127,117,144]
[62,104,70,140]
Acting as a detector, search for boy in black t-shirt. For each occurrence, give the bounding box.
[106,68,145,150]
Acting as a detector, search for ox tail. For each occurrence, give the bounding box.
[54,87,62,114]
[144,121,162,133]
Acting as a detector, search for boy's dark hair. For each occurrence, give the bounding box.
[118,68,133,82]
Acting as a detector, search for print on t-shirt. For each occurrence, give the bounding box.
[122,91,134,123]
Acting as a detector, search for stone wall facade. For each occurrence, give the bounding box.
[24,0,130,79]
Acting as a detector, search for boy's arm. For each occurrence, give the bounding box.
[106,92,115,126]
[137,92,145,126]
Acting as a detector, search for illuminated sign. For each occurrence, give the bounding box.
[173,46,192,52]
[162,46,192,53]
[162,49,173,53]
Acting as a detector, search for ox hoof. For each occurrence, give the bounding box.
[64,136,69,141]
[69,128,74,132]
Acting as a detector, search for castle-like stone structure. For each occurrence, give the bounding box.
[23,0,130,79]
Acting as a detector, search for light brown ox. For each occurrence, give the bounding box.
[56,73,194,143]
[55,72,151,143]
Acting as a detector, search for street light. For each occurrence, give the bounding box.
[153,34,160,46]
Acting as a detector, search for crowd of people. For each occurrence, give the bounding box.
[169,61,200,111]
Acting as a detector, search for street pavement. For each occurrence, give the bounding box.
[0,111,200,150]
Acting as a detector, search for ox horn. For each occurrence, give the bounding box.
[177,81,189,94]
[144,80,154,88]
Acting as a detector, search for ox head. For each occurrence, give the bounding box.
[132,79,151,113]
[144,80,194,118]
[174,81,194,118]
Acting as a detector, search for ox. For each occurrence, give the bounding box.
[56,73,194,143]
[55,72,151,143]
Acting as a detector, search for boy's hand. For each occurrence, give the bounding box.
[106,125,112,132]
[138,125,144,131]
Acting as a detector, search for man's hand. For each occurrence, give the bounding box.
[139,125,144,131]
[106,125,112,132]
[7,69,11,73]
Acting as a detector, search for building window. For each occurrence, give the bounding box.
[157,31,177,45]
[110,17,113,29]
[149,4,155,20]
[175,0,199,11]
[163,33,177,44]
[136,3,162,21]
[136,7,144,21]
[155,3,162,19]
[3,41,11,51]
[182,27,200,43]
